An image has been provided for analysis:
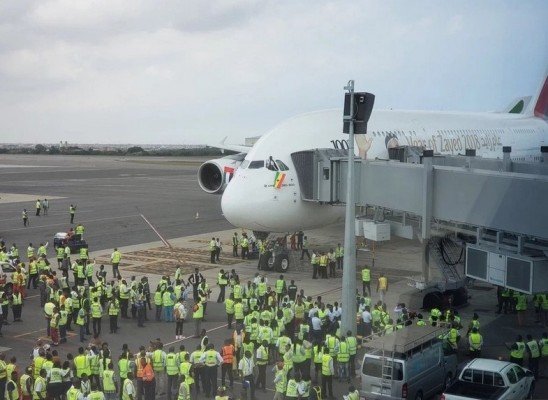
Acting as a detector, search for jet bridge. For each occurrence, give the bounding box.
[291,147,548,294]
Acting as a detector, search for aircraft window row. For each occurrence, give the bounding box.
[436,128,504,136]
[515,128,535,134]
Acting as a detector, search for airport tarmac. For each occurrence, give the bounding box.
[0,154,546,399]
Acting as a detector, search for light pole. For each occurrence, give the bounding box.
[341,80,357,335]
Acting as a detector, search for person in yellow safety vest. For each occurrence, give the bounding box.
[318,253,328,279]
[240,234,249,260]
[79,247,89,266]
[85,259,94,285]
[286,376,299,400]
[255,340,269,391]
[69,204,76,224]
[151,344,166,398]
[75,224,85,239]
[122,371,136,400]
[337,335,350,383]
[515,292,528,327]
[224,294,235,330]
[90,297,102,337]
[55,246,65,268]
[446,322,461,353]
[74,347,91,378]
[119,280,130,319]
[193,300,204,338]
[66,379,83,400]
[468,327,482,358]
[272,362,287,400]
[162,287,176,322]
[37,243,47,258]
[5,370,18,400]
[345,330,358,378]
[87,382,105,400]
[361,266,371,296]
[110,248,122,280]
[101,361,117,400]
[507,335,526,366]
[321,346,334,398]
[179,352,194,391]
[325,333,340,358]
[217,269,228,303]
[466,313,480,336]
[165,347,179,400]
[177,375,191,400]
[47,364,64,399]
[234,299,244,326]
[200,344,223,397]
[343,385,359,400]
[153,286,163,322]
[33,369,47,400]
[20,367,33,400]
[335,243,344,270]
[35,199,41,217]
[209,237,217,264]
[275,275,286,307]
[525,334,540,379]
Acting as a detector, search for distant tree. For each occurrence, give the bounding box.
[126,146,147,155]
[48,146,60,154]
[34,144,47,154]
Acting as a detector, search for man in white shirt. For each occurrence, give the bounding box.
[361,306,372,337]
[238,350,255,400]
[311,313,322,343]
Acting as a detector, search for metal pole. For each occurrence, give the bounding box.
[342,80,357,336]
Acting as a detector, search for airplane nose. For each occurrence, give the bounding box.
[221,179,248,228]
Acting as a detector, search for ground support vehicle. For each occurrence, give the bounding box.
[360,324,457,400]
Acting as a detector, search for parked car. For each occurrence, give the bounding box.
[441,358,535,400]
[53,232,88,254]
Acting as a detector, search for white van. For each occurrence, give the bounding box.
[360,325,458,400]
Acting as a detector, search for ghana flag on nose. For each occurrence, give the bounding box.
[274,172,286,188]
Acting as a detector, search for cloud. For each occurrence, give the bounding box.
[0,0,546,144]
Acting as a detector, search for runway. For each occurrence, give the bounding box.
[0,154,232,251]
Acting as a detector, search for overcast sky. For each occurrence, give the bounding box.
[0,1,546,145]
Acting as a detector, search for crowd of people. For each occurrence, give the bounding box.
[0,222,547,400]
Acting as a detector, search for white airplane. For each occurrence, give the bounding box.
[198,76,548,234]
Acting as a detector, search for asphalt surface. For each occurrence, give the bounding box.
[0,155,232,251]
[0,154,547,400]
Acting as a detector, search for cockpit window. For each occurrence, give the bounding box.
[248,160,264,169]
[276,160,289,171]
[240,160,250,169]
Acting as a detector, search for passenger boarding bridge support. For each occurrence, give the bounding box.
[291,147,548,294]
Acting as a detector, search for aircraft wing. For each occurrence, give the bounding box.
[213,136,253,153]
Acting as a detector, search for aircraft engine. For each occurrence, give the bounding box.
[197,154,244,194]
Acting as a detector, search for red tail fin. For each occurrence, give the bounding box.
[533,76,548,120]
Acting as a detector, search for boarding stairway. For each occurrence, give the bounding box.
[429,236,465,291]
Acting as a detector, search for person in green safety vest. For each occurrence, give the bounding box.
[343,385,359,400]
[361,266,371,296]
[240,234,249,260]
[337,335,350,383]
[101,361,117,400]
[507,335,526,366]
[69,204,76,224]
[468,327,482,358]
[122,371,135,400]
[90,297,103,337]
[345,330,358,378]
[75,223,85,240]
[515,292,528,327]
[56,246,65,268]
[335,243,344,270]
[320,346,334,398]
[525,334,540,378]
[177,375,191,400]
